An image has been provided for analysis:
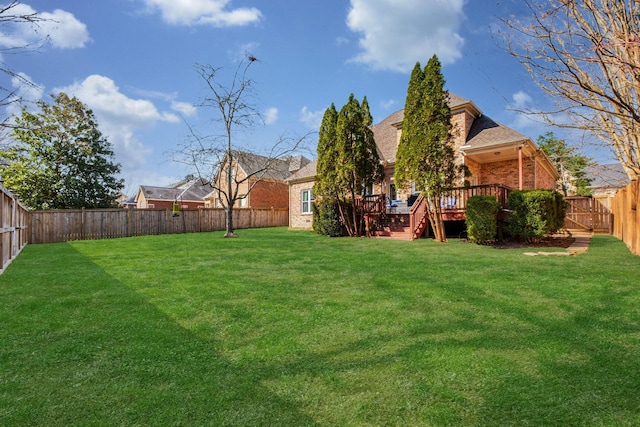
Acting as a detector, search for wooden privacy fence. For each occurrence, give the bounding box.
[564,196,612,233]
[1,183,29,273]
[29,207,289,244]
[611,180,640,256]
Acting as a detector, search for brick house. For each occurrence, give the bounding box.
[205,151,310,209]
[135,178,211,209]
[288,93,560,236]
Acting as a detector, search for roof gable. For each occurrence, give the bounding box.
[465,115,528,149]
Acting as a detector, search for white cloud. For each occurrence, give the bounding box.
[57,75,178,171]
[40,9,91,48]
[142,0,262,27]
[0,4,90,50]
[300,106,324,130]
[380,99,397,111]
[346,0,465,72]
[264,107,278,125]
[335,36,349,46]
[6,72,45,117]
[171,101,197,117]
[512,91,533,109]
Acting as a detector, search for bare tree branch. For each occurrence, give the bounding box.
[169,55,311,237]
[498,0,640,179]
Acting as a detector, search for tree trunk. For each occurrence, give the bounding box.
[337,197,355,237]
[427,195,447,242]
[224,205,237,237]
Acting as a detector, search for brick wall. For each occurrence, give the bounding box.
[481,158,534,189]
[289,181,314,229]
[535,164,557,190]
[464,157,481,186]
[480,158,557,190]
[249,179,289,208]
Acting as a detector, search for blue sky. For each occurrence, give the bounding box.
[0,0,611,194]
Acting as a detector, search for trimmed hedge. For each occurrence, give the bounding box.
[312,200,344,237]
[505,190,567,242]
[466,195,498,244]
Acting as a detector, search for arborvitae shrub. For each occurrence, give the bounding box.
[466,195,498,244]
[312,200,343,237]
[506,190,566,242]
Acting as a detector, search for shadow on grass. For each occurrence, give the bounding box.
[404,268,640,425]
[0,243,319,426]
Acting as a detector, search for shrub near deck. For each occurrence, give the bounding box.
[1,228,639,426]
[466,195,498,243]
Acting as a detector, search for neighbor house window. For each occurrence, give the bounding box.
[239,195,247,208]
[301,189,313,214]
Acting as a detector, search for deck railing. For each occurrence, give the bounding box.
[435,184,512,211]
[407,184,512,239]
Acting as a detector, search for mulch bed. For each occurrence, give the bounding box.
[490,233,575,250]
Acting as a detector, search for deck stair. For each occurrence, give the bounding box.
[409,193,429,240]
[371,213,412,239]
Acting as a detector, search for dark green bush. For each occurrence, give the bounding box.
[505,190,567,242]
[466,195,498,244]
[312,199,344,237]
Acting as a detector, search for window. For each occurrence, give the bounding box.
[301,189,313,214]
[238,195,247,208]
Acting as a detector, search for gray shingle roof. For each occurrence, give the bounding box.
[139,180,211,202]
[371,93,487,163]
[465,115,528,149]
[586,162,631,189]
[287,159,317,182]
[232,151,310,180]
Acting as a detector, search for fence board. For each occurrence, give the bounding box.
[28,207,288,244]
[564,196,612,232]
[0,183,29,274]
[611,180,640,256]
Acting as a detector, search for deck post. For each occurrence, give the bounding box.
[518,146,523,190]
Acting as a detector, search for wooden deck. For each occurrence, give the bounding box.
[366,184,512,240]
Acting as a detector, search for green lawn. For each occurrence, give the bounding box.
[1,228,640,426]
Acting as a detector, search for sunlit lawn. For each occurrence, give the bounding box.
[1,227,640,426]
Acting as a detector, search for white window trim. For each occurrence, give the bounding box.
[301,189,313,214]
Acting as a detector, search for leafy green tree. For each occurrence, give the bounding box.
[0,92,123,209]
[394,56,462,242]
[537,132,592,196]
[314,94,383,237]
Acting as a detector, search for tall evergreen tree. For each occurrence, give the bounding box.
[313,103,339,200]
[315,94,383,237]
[394,55,461,242]
[0,92,123,209]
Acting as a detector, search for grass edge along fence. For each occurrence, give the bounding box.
[29,207,289,244]
[0,183,29,273]
[611,179,640,256]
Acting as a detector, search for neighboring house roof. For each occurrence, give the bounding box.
[138,179,211,203]
[586,162,631,190]
[223,151,311,182]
